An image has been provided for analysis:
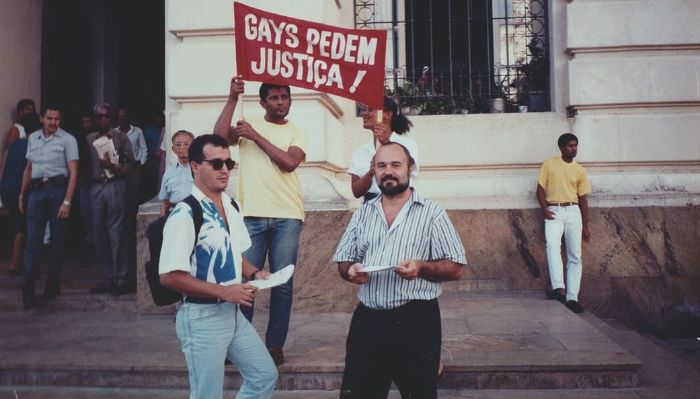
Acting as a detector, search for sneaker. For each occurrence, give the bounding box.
[566,300,584,314]
[268,347,284,366]
[546,289,565,303]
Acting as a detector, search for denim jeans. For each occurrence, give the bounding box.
[176,302,277,399]
[544,205,583,301]
[23,185,68,284]
[242,217,303,349]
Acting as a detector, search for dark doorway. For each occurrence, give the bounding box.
[40,0,164,250]
[41,0,164,131]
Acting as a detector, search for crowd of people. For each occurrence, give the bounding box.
[0,99,166,306]
[0,76,590,398]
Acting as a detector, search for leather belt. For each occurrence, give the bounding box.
[29,175,67,190]
[183,296,224,304]
[547,202,576,207]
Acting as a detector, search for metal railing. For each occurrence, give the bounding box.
[354,0,550,115]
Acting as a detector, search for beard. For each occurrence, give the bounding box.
[379,175,410,196]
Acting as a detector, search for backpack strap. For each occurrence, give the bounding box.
[181,194,240,241]
[182,195,203,244]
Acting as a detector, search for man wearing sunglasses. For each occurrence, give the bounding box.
[214,76,308,366]
[85,103,136,296]
[160,134,277,398]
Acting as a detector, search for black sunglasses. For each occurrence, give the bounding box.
[199,158,236,171]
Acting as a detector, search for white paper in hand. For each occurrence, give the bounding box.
[361,265,397,273]
[249,264,295,289]
[92,136,119,178]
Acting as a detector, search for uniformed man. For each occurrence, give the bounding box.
[19,105,79,309]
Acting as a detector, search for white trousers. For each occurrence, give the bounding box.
[544,205,583,301]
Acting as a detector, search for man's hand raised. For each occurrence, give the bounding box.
[234,120,261,143]
[229,75,245,102]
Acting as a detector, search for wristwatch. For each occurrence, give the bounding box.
[62,200,71,207]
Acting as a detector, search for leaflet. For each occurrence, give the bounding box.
[361,265,398,273]
[249,264,295,290]
[92,136,119,178]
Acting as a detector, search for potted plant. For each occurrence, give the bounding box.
[517,39,549,112]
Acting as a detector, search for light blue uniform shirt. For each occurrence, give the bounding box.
[158,161,193,204]
[25,128,79,179]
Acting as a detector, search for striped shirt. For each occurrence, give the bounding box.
[333,189,467,310]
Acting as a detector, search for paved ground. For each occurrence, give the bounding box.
[0,292,697,398]
[0,246,697,398]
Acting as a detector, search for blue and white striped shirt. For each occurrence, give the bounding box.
[333,190,467,310]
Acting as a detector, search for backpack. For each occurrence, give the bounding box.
[145,195,239,306]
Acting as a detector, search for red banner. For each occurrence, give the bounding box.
[234,2,387,109]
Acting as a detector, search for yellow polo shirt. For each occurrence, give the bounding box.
[236,117,308,221]
[537,156,590,203]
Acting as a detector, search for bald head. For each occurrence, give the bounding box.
[374,142,414,196]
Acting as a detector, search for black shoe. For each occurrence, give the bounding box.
[22,281,36,310]
[268,347,284,366]
[566,300,584,314]
[90,282,114,294]
[112,283,135,296]
[43,279,61,301]
[546,289,566,303]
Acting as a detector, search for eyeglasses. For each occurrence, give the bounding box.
[173,142,191,148]
[95,113,111,120]
[199,158,236,171]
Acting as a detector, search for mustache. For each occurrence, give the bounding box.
[381,175,398,183]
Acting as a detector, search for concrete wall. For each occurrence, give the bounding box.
[162,0,700,211]
[137,205,700,338]
[0,0,42,158]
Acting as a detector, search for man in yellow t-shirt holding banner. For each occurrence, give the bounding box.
[214,76,307,366]
[536,133,591,314]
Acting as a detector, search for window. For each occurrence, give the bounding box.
[354,0,550,115]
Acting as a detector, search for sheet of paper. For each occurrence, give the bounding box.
[92,136,119,178]
[249,264,295,290]
[361,265,398,273]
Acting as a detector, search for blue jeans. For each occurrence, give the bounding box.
[23,185,68,284]
[176,302,277,399]
[242,217,303,348]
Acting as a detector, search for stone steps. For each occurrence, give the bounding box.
[0,386,648,399]
[0,291,642,392]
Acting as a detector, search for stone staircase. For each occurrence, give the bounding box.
[0,262,643,396]
[0,216,650,397]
